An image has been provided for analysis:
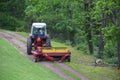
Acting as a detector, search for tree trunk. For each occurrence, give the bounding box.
[98,13,106,58]
[117,42,120,67]
[98,32,104,58]
[86,28,93,54]
[84,0,93,54]
[110,10,120,67]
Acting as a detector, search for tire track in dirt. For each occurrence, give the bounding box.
[42,62,74,80]
[5,31,26,41]
[0,31,89,80]
[0,32,33,60]
[56,62,89,80]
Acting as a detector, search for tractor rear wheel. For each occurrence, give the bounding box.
[27,38,32,55]
[33,59,37,62]
[46,38,51,47]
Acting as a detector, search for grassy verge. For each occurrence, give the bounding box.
[66,63,120,80]
[15,32,28,37]
[17,38,26,44]
[0,38,64,80]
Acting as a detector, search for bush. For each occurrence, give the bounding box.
[0,12,26,31]
[65,40,72,45]
[104,41,117,58]
[104,57,118,64]
[76,43,88,53]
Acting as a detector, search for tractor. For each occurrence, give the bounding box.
[27,23,71,62]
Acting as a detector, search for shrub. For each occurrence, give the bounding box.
[0,12,26,31]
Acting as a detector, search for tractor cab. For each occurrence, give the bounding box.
[27,23,51,54]
[31,23,47,39]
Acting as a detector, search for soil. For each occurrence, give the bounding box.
[0,31,89,80]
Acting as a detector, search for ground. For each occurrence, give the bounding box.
[0,29,120,80]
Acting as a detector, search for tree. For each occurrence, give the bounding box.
[0,0,26,31]
[84,0,94,54]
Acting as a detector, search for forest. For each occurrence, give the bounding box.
[0,0,120,67]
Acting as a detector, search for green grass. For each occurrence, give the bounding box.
[0,38,64,80]
[61,69,81,80]
[15,32,29,37]
[51,41,68,47]
[53,63,81,80]
[17,38,26,44]
[66,63,120,80]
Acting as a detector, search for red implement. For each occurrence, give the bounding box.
[31,47,71,62]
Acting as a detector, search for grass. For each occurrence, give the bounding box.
[17,38,26,44]
[66,63,120,80]
[15,32,29,37]
[51,41,68,47]
[53,63,81,80]
[0,38,64,80]
[61,69,81,80]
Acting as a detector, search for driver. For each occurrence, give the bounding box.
[37,28,44,35]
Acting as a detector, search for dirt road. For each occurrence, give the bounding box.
[0,31,89,80]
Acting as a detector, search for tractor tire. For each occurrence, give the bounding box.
[46,38,51,47]
[33,59,37,62]
[27,38,32,55]
[67,56,71,62]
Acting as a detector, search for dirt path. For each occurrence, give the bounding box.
[5,31,26,41]
[0,31,89,80]
[56,62,88,80]
[42,62,74,80]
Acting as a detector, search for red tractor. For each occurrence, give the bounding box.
[27,23,71,62]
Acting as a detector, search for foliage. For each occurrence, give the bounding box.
[25,0,84,43]
[0,12,26,31]
[103,26,120,41]
[91,0,120,62]
[0,0,26,31]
